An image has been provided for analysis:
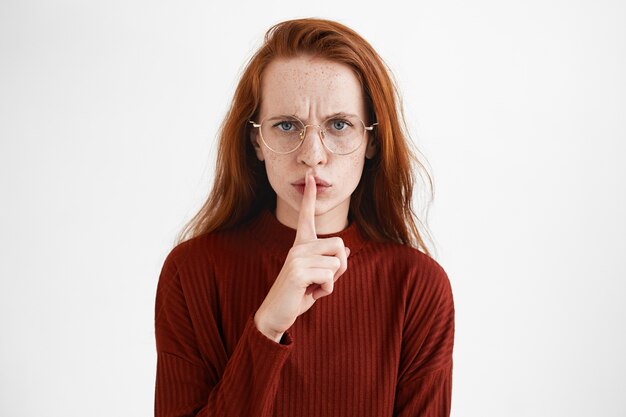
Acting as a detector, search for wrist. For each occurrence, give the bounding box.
[254,311,284,343]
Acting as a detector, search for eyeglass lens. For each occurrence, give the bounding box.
[260,115,366,154]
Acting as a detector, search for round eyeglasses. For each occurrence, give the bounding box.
[249,114,378,155]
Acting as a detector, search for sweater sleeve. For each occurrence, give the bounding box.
[393,263,455,417]
[154,251,294,417]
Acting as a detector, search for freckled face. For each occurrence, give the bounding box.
[250,56,377,229]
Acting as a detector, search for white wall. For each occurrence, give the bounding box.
[1,1,624,416]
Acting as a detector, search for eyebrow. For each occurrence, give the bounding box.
[267,112,359,121]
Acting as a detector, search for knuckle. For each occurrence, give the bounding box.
[326,270,335,282]
[333,237,345,248]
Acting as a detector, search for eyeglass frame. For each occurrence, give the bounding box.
[248,114,378,156]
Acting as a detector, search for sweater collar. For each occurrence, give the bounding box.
[248,208,368,258]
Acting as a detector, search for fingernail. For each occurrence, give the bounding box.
[345,247,351,257]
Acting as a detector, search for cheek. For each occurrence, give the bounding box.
[262,155,289,190]
[336,155,366,189]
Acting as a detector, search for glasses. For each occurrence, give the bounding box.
[249,114,378,155]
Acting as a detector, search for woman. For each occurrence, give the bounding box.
[154,18,455,417]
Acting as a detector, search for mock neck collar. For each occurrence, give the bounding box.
[248,208,368,258]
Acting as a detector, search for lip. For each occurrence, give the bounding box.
[291,176,332,195]
[291,176,331,187]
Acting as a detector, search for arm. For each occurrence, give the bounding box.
[393,264,455,417]
[154,252,293,417]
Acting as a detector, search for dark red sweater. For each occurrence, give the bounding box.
[154,209,455,416]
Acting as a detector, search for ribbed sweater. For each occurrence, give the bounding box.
[154,209,455,416]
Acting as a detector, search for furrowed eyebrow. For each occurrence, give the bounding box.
[321,112,358,120]
[266,112,359,121]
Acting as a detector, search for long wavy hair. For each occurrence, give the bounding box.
[176,18,435,257]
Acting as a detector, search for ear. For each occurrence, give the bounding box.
[365,137,377,159]
[250,128,265,162]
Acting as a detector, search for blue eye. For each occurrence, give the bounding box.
[274,121,295,132]
[330,119,352,131]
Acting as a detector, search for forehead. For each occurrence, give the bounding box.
[259,56,366,120]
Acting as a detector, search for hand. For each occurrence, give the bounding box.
[254,169,351,342]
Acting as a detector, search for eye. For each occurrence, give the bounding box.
[273,121,297,132]
[329,119,352,131]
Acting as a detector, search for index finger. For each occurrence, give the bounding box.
[294,169,317,243]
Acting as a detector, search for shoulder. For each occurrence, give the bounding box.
[364,240,448,280]
[156,226,254,303]
[360,240,452,298]
[158,225,255,288]
[165,225,252,268]
[369,242,455,328]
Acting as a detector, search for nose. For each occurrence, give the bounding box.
[296,124,328,166]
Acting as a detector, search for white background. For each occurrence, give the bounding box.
[1,1,625,416]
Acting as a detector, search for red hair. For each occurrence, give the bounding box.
[176,18,434,256]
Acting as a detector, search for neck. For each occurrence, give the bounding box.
[249,206,368,259]
[275,199,350,235]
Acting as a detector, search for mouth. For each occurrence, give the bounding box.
[291,176,332,195]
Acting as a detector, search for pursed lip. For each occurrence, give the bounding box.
[291,176,332,195]
[291,176,331,187]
